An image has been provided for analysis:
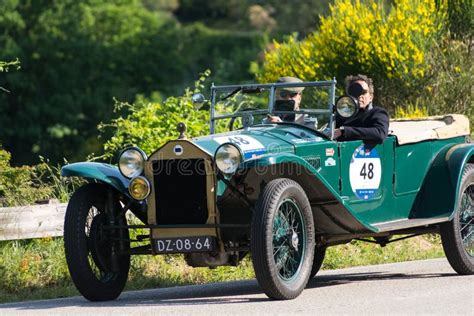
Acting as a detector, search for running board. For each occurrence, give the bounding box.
[373,217,449,233]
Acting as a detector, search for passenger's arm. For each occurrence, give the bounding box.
[342,108,389,144]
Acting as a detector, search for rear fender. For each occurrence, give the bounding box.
[411,143,474,219]
[61,162,130,197]
[446,144,474,219]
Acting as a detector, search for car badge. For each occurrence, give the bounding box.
[173,145,184,156]
[326,148,335,156]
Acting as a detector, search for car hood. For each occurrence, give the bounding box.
[192,124,327,160]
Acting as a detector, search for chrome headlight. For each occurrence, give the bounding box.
[336,96,359,118]
[118,147,147,179]
[129,176,151,200]
[215,143,242,175]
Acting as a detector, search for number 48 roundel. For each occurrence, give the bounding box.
[349,145,382,200]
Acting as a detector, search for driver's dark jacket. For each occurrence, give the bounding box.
[335,103,389,144]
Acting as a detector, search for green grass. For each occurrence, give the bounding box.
[0,235,444,304]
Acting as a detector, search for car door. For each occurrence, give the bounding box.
[338,137,397,224]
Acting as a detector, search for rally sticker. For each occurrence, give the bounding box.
[349,145,382,200]
[213,135,266,159]
[324,157,336,167]
[325,148,335,156]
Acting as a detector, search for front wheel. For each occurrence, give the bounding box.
[251,178,315,300]
[64,183,131,301]
[440,163,473,274]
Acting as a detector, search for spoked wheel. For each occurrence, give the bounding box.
[440,163,474,274]
[64,183,130,301]
[251,178,314,300]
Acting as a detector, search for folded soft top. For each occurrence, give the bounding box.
[389,114,470,145]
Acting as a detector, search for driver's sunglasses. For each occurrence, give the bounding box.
[350,89,370,98]
[279,91,299,98]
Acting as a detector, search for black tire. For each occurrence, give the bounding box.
[440,163,474,274]
[251,178,315,300]
[64,183,130,301]
[309,246,326,279]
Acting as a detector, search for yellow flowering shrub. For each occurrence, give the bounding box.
[258,0,446,110]
[394,103,429,119]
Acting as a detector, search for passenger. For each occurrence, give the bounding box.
[334,74,389,144]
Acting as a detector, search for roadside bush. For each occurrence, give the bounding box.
[257,0,446,111]
[0,146,51,206]
[0,145,79,206]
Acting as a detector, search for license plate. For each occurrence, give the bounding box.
[153,236,216,254]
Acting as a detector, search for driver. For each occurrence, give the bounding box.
[334,74,389,144]
[267,76,317,128]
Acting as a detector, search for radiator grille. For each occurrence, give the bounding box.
[152,159,208,224]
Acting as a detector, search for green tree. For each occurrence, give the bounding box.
[0,0,263,165]
[0,59,20,73]
[174,0,333,38]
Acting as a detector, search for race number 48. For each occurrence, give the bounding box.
[359,162,375,179]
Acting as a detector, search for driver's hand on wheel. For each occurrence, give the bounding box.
[333,128,343,139]
[266,114,282,123]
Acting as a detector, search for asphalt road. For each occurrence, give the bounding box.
[1,258,473,315]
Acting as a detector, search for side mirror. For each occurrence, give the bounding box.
[335,96,359,118]
[191,93,207,109]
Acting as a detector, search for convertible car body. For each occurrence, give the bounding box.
[62,80,473,301]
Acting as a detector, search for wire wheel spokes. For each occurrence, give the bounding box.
[272,199,306,281]
[459,184,474,257]
[85,206,99,237]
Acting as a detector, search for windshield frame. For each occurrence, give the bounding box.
[209,80,337,134]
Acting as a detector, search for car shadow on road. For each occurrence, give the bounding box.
[306,270,454,289]
[1,270,458,311]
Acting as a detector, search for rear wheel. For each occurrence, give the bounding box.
[440,163,474,274]
[251,178,314,300]
[64,183,130,301]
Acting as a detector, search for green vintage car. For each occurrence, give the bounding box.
[61,80,473,301]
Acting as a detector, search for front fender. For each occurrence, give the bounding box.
[239,153,376,233]
[61,162,130,197]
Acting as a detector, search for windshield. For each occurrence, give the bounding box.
[210,81,335,133]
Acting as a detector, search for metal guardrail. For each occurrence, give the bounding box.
[0,202,67,241]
